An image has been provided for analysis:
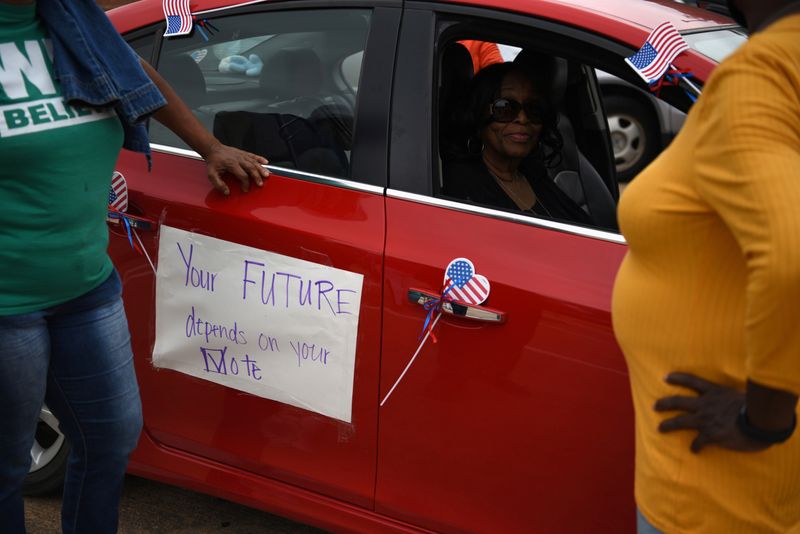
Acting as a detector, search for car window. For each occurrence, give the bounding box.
[150,9,371,179]
[437,35,620,231]
[430,11,729,234]
[683,29,746,63]
[340,51,363,91]
[497,44,520,61]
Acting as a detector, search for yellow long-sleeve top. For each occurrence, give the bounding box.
[612,14,800,534]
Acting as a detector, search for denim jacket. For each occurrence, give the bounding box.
[37,0,167,156]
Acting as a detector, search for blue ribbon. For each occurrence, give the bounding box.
[122,214,136,250]
[194,18,218,42]
[659,71,691,82]
[109,210,137,252]
[202,19,219,33]
[649,70,698,102]
[417,259,472,339]
[419,298,439,340]
[666,71,697,102]
[418,290,456,340]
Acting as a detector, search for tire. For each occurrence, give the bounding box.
[23,405,69,496]
[604,94,661,182]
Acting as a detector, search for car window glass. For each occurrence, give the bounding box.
[128,33,154,62]
[683,29,746,63]
[497,44,520,61]
[341,51,363,91]
[150,9,371,179]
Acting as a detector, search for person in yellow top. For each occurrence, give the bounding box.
[612,0,800,532]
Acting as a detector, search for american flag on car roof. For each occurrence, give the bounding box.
[625,21,689,84]
[108,171,128,213]
[163,0,193,37]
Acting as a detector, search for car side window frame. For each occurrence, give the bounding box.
[143,2,401,189]
[126,29,159,64]
[389,2,709,241]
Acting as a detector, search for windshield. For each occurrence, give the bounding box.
[683,29,747,63]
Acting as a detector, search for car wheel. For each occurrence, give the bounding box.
[23,405,68,496]
[605,94,661,182]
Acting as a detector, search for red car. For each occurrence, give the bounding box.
[26,1,742,532]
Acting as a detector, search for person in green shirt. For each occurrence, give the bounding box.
[0,1,269,532]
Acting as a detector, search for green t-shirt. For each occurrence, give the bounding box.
[0,3,124,315]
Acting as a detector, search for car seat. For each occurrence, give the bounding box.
[160,53,207,110]
[437,42,475,188]
[439,42,474,149]
[260,47,324,109]
[309,103,354,152]
[514,51,618,230]
[212,46,350,177]
[213,110,348,176]
[148,52,215,149]
[261,47,354,162]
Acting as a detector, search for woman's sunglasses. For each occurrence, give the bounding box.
[489,98,545,125]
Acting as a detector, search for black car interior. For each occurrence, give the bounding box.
[212,46,351,176]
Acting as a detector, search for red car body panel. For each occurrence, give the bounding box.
[113,0,731,33]
[376,200,631,532]
[445,0,732,30]
[110,149,385,510]
[437,0,731,81]
[104,1,729,531]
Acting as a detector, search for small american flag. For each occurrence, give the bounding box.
[163,0,193,37]
[625,21,689,84]
[443,258,490,306]
[108,171,128,213]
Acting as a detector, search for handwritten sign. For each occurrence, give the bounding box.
[153,226,364,422]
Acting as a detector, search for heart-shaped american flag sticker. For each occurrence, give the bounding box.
[108,171,128,213]
[443,257,490,306]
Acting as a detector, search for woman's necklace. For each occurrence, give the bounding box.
[489,169,546,214]
[482,153,553,216]
[495,173,532,209]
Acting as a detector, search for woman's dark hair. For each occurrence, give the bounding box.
[449,61,563,167]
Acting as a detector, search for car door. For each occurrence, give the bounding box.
[110,3,400,508]
[375,6,657,532]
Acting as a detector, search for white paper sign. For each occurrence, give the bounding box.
[153,226,364,422]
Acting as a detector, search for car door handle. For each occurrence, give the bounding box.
[407,289,506,323]
[107,208,157,232]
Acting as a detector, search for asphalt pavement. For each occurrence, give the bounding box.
[25,475,327,533]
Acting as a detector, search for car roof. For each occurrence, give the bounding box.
[111,0,736,49]
[442,0,733,31]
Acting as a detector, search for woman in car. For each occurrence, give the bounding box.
[442,62,592,225]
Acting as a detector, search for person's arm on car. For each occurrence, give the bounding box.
[140,59,269,196]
